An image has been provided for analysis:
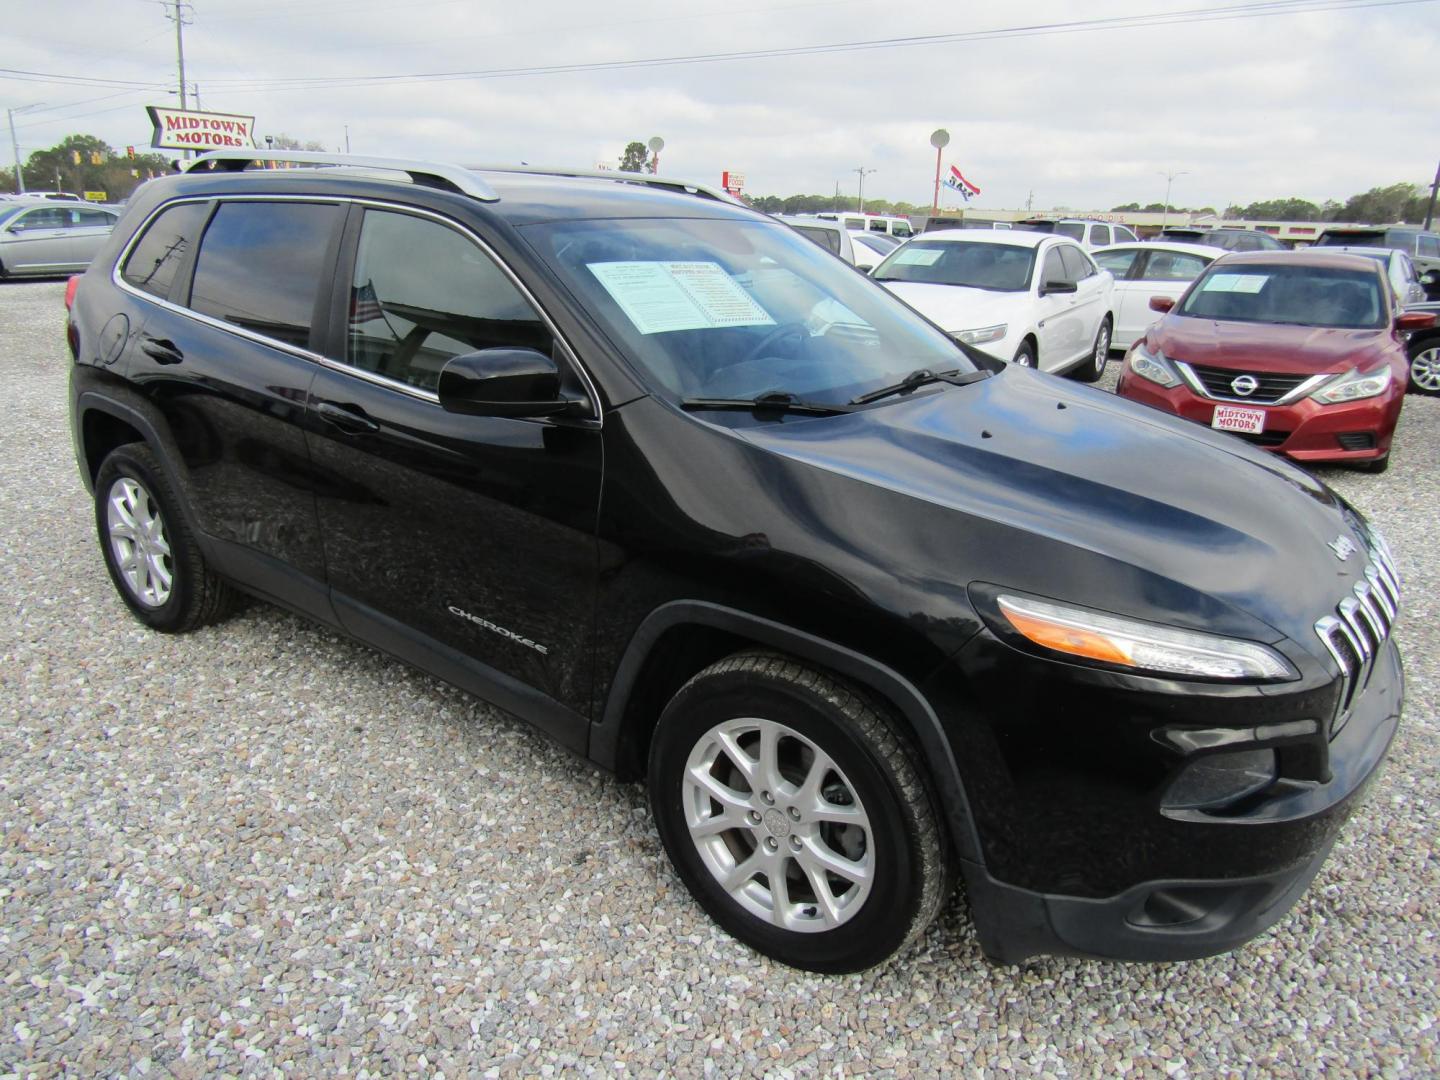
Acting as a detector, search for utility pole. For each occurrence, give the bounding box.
[344,124,351,153]
[6,105,43,194]
[1026,190,1034,212]
[854,166,876,213]
[1424,157,1440,231]
[1157,169,1188,230]
[833,180,841,211]
[164,2,194,153]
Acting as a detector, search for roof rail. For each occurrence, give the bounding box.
[465,163,743,206]
[182,150,499,201]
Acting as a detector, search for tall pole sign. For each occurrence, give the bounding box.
[930,129,950,214]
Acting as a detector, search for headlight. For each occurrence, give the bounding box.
[997,594,1295,680]
[952,323,1008,345]
[1127,343,1180,388]
[1311,365,1392,404]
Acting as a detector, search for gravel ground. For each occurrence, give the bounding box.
[1,278,1437,1078]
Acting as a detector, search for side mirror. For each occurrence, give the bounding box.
[1149,295,1177,313]
[1395,311,1437,332]
[437,347,586,418]
[1040,279,1077,296]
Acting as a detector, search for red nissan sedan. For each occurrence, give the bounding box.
[1115,251,1435,472]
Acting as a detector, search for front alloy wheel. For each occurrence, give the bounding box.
[649,652,950,973]
[683,717,874,932]
[1409,343,1440,395]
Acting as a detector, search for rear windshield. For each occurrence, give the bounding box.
[1318,230,1385,246]
[872,240,1036,291]
[1178,263,1385,329]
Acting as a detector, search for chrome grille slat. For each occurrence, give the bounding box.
[1313,556,1400,737]
[1362,569,1395,621]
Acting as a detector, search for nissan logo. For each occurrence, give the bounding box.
[1230,374,1259,397]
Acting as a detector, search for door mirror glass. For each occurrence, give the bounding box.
[437,348,582,418]
[1040,279,1078,295]
[1395,311,1436,332]
[1149,295,1177,313]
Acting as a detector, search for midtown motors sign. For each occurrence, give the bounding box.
[146,106,256,151]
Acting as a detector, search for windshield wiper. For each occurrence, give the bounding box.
[849,367,992,406]
[681,390,856,416]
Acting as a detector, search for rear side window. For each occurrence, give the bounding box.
[1141,251,1209,281]
[121,202,211,300]
[1090,225,1111,246]
[1419,235,1440,258]
[1113,225,1138,243]
[345,209,552,393]
[75,208,116,227]
[189,202,342,350]
[793,225,842,256]
[1055,222,1085,241]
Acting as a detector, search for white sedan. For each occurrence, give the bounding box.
[1091,241,1225,349]
[871,230,1115,380]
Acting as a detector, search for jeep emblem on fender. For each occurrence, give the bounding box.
[1230,374,1259,397]
[1328,536,1356,561]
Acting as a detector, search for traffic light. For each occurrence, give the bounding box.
[90,151,103,165]
[71,150,81,165]
[126,146,135,160]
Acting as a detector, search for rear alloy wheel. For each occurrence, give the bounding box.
[1074,317,1111,383]
[1408,343,1440,396]
[95,444,241,632]
[648,652,950,973]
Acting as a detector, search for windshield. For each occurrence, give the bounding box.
[1178,263,1386,329]
[872,240,1036,292]
[524,217,976,407]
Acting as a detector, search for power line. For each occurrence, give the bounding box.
[191,0,1436,92]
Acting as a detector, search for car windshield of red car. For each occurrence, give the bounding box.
[1178,264,1385,329]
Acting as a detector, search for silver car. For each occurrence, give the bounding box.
[1320,245,1427,308]
[0,201,120,278]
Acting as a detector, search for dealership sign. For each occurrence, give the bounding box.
[146,106,256,151]
[721,171,745,196]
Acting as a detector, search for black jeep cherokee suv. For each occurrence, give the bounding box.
[67,151,1403,973]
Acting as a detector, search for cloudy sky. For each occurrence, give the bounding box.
[6,0,1439,212]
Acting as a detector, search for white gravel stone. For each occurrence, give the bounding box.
[0,279,1437,1077]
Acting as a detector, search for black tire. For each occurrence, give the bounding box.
[1357,454,1390,475]
[1011,340,1037,368]
[94,443,241,632]
[1407,341,1440,396]
[648,651,950,973]
[1073,316,1111,383]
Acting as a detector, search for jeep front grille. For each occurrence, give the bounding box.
[1313,550,1400,733]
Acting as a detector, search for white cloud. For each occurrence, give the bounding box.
[6,0,1438,212]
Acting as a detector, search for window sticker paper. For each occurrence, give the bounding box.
[1202,273,1269,294]
[891,247,945,267]
[588,261,776,335]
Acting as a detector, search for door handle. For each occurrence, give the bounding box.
[315,400,381,434]
[141,337,184,365]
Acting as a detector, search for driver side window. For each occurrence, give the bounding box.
[346,210,552,393]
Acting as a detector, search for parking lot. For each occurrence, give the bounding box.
[1,277,1437,1076]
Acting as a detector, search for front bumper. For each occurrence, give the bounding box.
[938,628,1401,963]
[1115,363,1404,465]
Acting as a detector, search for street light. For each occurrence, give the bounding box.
[7,103,46,194]
[1157,169,1189,230]
[854,166,876,213]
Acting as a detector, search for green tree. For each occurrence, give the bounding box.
[21,134,169,202]
[1331,182,1423,224]
[268,133,327,151]
[619,141,649,173]
[1111,202,1141,212]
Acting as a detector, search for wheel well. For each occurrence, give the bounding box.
[610,623,751,780]
[81,409,146,484]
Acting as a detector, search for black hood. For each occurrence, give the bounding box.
[734,367,1373,653]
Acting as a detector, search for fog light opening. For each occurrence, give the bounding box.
[1162,748,1277,812]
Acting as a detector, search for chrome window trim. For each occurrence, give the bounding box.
[110,193,602,424]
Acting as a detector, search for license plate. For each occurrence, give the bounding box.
[1212,405,1266,434]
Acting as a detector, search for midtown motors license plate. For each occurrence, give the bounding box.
[1212,405,1266,434]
